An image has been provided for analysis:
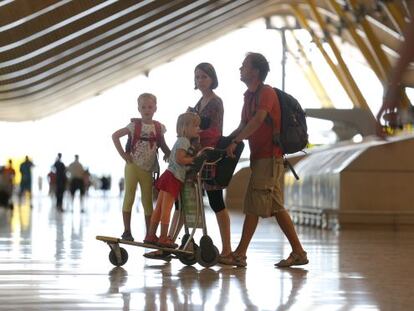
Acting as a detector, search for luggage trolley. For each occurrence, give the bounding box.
[96,145,242,268]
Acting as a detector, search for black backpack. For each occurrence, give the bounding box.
[256,87,308,180]
[272,87,308,155]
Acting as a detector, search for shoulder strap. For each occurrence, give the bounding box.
[153,120,162,147]
[131,118,142,148]
[130,118,162,149]
[271,88,281,135]
[254,85,279,133]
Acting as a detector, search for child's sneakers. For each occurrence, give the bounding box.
[143,234,159,245]
[157,237,178,249]
[121,231,134,241]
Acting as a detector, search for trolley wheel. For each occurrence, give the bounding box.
[196,235,219,267]
[177,250,198,266]
[177,233,198,266]
[109,247,128,267]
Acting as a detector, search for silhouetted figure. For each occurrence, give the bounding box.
[4,159,16,194]
[83,168,91,196]
[53,153,66,212]
[118,177,124,197]
[47,169,56,197]
[19,156,34,201]
[0,166,13,209]
[100,175,111,197]
[38,176,43,193]
[67,154,86,213]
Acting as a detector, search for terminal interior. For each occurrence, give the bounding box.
[1,1,414,310]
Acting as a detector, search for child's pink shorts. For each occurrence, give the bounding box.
[155,170,183,200]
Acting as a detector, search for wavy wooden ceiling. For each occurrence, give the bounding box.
[0,0,411,121]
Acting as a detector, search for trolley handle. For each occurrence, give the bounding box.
[196,147,227,165]
[189,147,227,175]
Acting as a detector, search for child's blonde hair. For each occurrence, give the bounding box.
[176,112,200,137]
[137,93,157,106]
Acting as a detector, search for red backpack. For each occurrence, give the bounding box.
[125,118,163,152]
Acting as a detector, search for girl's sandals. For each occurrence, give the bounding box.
[274,251,308,268]
[157,237,178,249]
[143,234,159,246]
[121,231,134,241]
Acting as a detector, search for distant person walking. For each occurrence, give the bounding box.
[67,154,86,212]
[0,166,13,209]
[118,177,125,197]
[53,153,66,212]
[47,169,57,197]
[4,159,16,193]
[19,156,34,201]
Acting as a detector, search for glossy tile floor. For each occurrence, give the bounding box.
[0,194,413,311]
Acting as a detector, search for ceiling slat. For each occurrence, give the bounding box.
[0,0,412,121]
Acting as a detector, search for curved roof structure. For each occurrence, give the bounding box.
[0,0,412,121]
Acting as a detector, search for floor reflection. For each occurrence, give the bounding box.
[104,260,309,310]
[0,194,413,310]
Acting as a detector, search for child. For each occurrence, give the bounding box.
[144,112,200,248]
[112,93,170,241]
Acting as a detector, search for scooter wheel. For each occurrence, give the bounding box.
[196,235,219,267]
[109,247,128,267]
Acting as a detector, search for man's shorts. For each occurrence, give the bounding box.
[244,157,285,218]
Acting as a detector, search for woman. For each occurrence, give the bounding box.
[190,62,233,263]
[145,63,233,264]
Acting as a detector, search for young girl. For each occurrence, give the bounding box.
[112,93,170,241]
[143,112,200,248]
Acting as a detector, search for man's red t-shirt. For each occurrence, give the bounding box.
[241,84,283,160]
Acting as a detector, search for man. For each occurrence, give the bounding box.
[19,156,34,200]
[53,153,66,212]
[226,52,308,267]
[4,159,15,184]
[67,154,86,212]
[0,166,13,209]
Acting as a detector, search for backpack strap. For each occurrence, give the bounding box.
[256,86,300,179]
[254,85,281,142]
[153,120,162,147]
[130,118,162,149]
[131,118,142,148]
